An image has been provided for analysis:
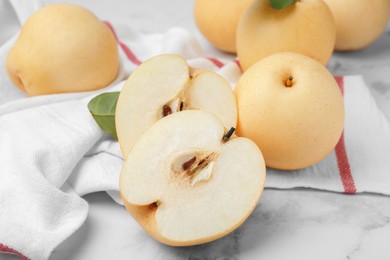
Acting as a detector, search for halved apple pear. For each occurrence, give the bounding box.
[119,110,266,246]
[116,54,237,158]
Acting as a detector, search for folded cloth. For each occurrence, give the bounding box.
[1,20,390,260]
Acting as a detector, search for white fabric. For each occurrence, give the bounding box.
[1,21,390,259]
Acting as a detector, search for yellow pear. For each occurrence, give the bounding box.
[6,4,119,96]
[194,0,253,53]
[236,0,336,71]
[236,52,344,170]
[323,0,390,51]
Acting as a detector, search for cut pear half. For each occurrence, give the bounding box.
[116,54,237,159]
[119,110,266,246]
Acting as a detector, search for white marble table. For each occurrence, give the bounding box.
[4,0,390,259]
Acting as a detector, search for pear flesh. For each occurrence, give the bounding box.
[120,111,266,246]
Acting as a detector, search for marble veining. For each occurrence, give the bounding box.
[44,188,390,260]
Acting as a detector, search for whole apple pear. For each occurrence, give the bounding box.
[236,52,344,170]
[237,0,336,71]
[323,0,390,51]
[194,0,252,53]
[6,4,119,96]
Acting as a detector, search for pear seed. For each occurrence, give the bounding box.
[162,105,172,117]
[182,156,196,171]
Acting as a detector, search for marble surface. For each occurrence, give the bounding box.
[3,0,390,259]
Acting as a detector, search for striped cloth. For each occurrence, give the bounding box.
[1,21,389,260]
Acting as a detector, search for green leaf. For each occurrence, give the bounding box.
[269,0,295,9]
[88,92,120,140]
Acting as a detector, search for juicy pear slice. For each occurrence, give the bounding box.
[119,110,266,246]
[115,54,237,159]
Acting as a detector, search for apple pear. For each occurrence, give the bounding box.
[236,52,344,170]
[194,0,253,53]
[236,0,336,71]
[6,4,119,96]
[322,0,390,51]
[116,54,237,158]
[120,110,266,246]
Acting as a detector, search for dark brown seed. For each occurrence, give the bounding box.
[162,105,172,117]
[179,101,184,111]
[198,159,206,166]
[182,156,196,171]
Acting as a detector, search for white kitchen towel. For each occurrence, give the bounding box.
[1,20,390,260]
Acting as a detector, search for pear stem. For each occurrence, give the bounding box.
[223,127,236,142]
[285,76,293,87]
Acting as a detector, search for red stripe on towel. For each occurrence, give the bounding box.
[234,59,242,72]
[103,21,142,65]
[0,243,29,260]
[207,57,224,68]
[335,76,357,194]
